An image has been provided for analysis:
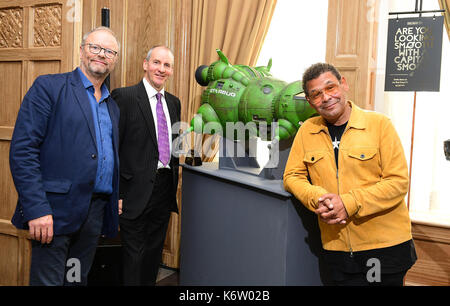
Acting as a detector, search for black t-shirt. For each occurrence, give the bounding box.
[327,122,347,168]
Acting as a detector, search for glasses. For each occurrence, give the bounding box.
[83,43,118,59]
[308,83,340,104]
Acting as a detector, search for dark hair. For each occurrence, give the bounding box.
[302,63,342,97]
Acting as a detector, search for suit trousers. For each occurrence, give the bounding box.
[29,194,108,286]
[120,168,173,286]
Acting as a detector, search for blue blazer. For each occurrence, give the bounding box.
[9,68,119,238]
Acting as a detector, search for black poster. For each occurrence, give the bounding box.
[385,16,444,92]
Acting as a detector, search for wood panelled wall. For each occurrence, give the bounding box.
[405,223,450,286]
[81,0,193,269]
[0,0,78,285]
[326,0,378,110]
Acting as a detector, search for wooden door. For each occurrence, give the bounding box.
[326,0,379,110]
[0,0,79,285]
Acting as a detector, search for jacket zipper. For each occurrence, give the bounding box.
[333,127,354,258]
[336,169,354,258]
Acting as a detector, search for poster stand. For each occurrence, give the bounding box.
[386,0,445,209]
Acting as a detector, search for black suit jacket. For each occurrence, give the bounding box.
[111,81,180,220]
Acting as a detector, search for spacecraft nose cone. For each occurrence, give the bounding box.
[195,65,209,86]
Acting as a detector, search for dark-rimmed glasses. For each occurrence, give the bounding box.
[83,43,118,59]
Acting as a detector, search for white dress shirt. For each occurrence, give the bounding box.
[142,77,172,169]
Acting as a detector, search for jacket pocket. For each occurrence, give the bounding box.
[344,147,380,186]
[348,147,378,161]
[120,172,133,181]
[43,179,72,194]
[303,151,326,164]
[119,172,133,199]
[303,150,328,186]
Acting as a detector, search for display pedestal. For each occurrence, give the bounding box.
[179,163,330,286]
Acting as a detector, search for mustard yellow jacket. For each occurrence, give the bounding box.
[283,101,412,252]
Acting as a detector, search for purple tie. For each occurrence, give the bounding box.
[156,92,170,166]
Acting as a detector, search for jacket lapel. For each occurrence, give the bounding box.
[70,69,97,147]
[106,97,119,154]
[165,93,178,131]
[136,81,158,148]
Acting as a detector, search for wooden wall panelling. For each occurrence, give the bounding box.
[162,0,192,269]
[0,0,79,285]
[0,141,18,220]
[82,0,193,269]
[82,0,126,89]
[0,226,19,285]
[405,223,450,286]
[0,220,30,286]
[326,0,379,110]
[123,0,171,87]
[0,62,22,131]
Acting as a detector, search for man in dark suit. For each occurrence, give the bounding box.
[111,45,181,286]
[9,27,120,286]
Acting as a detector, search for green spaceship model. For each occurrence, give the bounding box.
[184,49,317,142]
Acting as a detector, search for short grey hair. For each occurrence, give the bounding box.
[145,45,174,63]
[81,26,120,52]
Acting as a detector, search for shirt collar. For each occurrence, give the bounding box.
[77,67,110,101]
[143,77,165,99]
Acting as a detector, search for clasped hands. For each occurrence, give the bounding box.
[315,193,348,225]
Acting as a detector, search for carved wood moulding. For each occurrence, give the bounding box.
[0,7,23,48]
[33,4,62,47]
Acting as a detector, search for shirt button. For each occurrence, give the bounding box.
[360,154,365,158]
[311,157,315,161]
[91,154,97,159]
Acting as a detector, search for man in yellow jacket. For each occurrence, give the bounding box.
[283,63,416,286]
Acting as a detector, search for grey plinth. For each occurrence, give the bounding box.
[179,163,330,286]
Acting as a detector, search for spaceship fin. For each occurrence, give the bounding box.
[216,49,230,65]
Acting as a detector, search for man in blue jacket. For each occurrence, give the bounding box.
[9,26,120,286]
